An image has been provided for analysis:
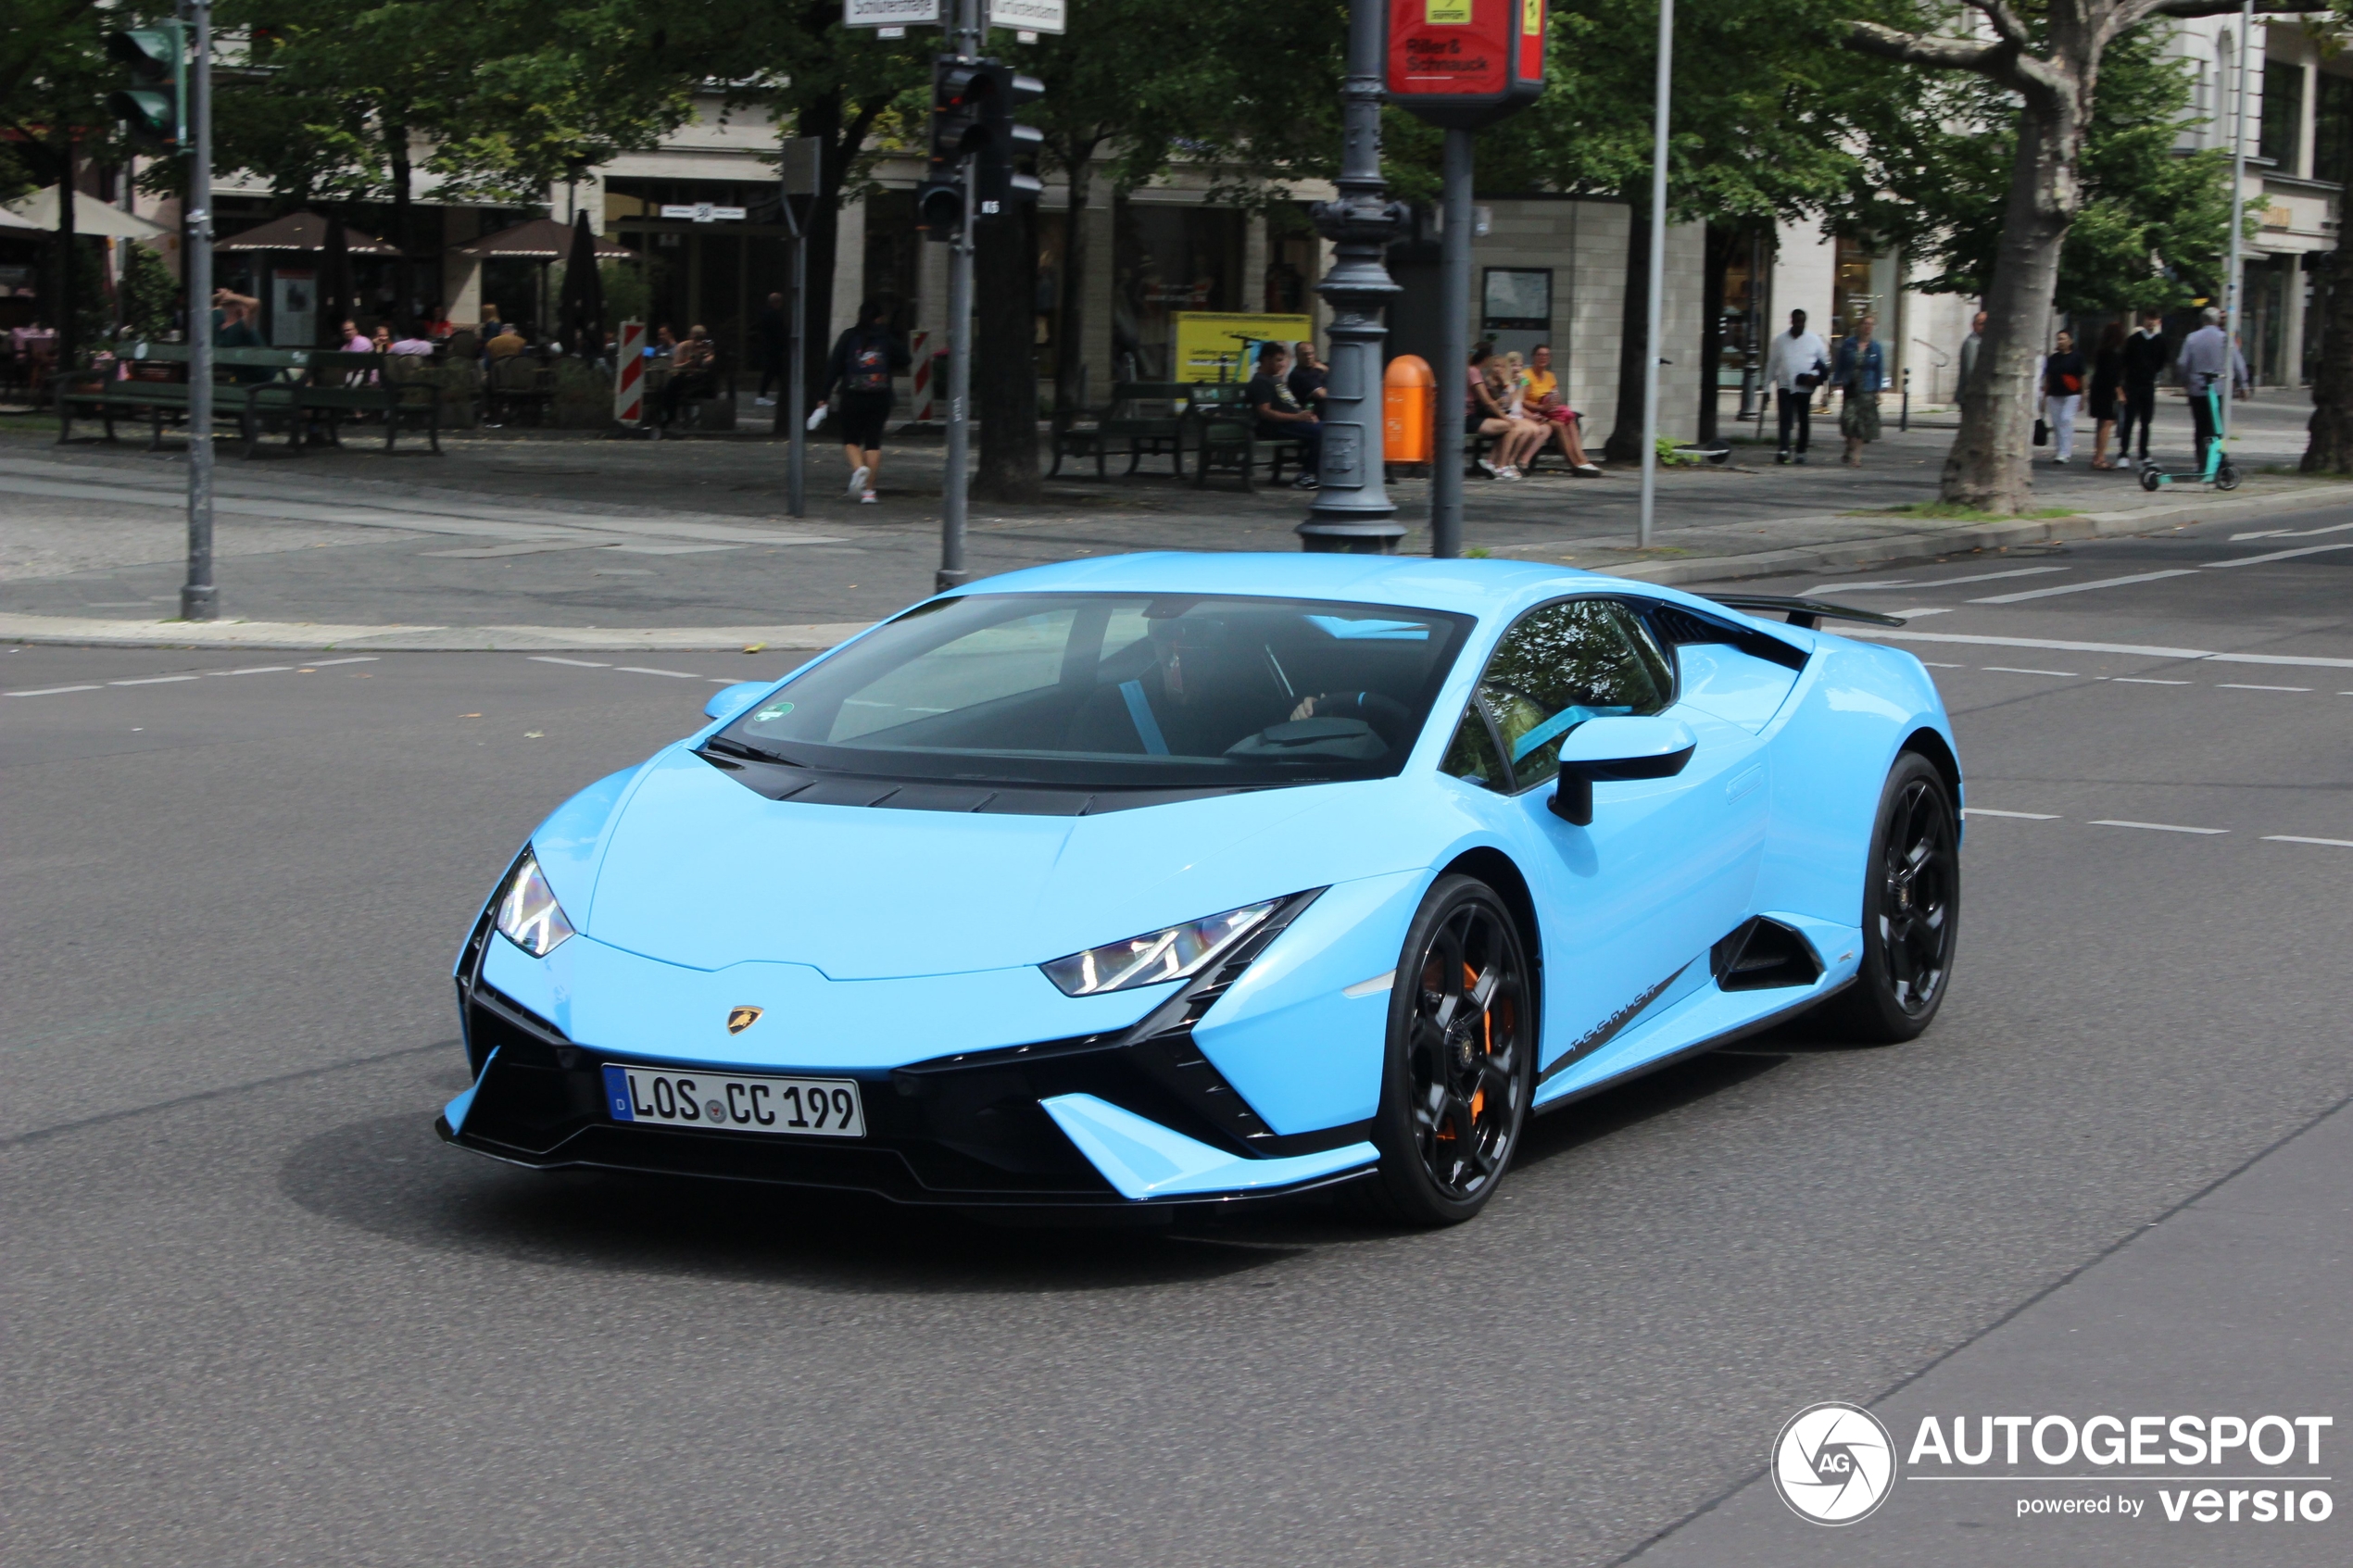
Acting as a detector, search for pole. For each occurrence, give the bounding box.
[182,0,216,621]
[1298,0,1405,552]
[2222,0,2251,445]
[1637,0,1672,551]
[1430,129,1474,558]
[786,200,808,518]
[937,0,983,591]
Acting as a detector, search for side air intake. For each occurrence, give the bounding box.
[1710,917,1825,992]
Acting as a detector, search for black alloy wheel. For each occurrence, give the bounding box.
[1821,752,1959,1043]
[1365,875,1534,1226]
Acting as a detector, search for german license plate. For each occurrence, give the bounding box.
[602,1064,865,1138]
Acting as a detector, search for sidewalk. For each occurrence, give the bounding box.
[2,397,2345,651]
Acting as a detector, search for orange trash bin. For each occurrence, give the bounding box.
[1384,354,1435,470]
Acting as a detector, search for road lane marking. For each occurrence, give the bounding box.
[2264,835,2353,848]
[2231,519,2353,542]
[528,657,610,668]
[309,657,379,668]
[2090,820,2229,835]
[1982,666,2078,677]
[215,665,293,675]
[2201,542,2353,568]
[613,666,701,679]
[3,684,102,696]
[1848,630,2353,671]
[1809,567,2069,593]
[1970,570,2199,603]
[2110,676,2191,684]
[2217,683,2312,692]
[1962,809,2060,820]
[1887,608,1952,618]
[1921,661,1966,668]
[107,675,201,685]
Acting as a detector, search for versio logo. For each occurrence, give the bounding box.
[1772,1402,1899,1524]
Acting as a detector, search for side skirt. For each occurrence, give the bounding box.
[1529,976,1856,1118]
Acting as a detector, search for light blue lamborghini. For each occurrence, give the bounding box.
[441,554,1960,1225]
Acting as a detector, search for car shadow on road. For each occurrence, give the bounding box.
[280,1110,1307,1294]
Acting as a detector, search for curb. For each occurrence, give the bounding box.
[0,617,871,654]
[1590,481,2353,587]
[5,483,2349,653]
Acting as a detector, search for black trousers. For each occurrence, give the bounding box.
[658,371,714,427]
[2119,384,2156,459]
[1262,420,1321,475]
[2189,384,2219,472]
[756,358,783,398]
[1776,387,1812,455]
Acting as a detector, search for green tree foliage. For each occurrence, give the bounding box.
[1836,25,2234,314]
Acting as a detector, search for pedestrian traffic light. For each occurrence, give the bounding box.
[105,25,187,154]
[971,64,1044,215]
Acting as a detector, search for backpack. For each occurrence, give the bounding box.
[847,334,892,394]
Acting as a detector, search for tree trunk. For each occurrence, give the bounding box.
[2303,105,2353,470]
[387,120,415,334]
[974,201,1042,502]
[1604,190,1651,464]
[1941,86,2084,510]
[1697,224,1736,447]
[1051,135,1100,415]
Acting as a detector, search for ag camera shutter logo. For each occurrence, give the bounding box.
[1772,1402,1899,1524]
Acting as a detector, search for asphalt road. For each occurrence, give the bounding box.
[3,514,2348,1565]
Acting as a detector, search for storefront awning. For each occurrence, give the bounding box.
[215,211,400,255]
[458,217,635,260]
[3,187,170,241]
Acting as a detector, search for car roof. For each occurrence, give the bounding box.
[946,552,1632,622]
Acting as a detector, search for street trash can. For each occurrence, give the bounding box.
[1384,354,1434,475]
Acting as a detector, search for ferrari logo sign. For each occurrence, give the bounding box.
[726,1006,763,1035]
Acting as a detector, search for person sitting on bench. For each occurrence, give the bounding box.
[1246,341,1320,490]
[655,324,718,434]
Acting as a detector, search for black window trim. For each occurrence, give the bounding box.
[1452,592,1680,798]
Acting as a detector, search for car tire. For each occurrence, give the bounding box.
[1362,874,1535,1227]
[1817,751,1959,1043]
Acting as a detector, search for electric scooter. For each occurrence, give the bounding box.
[2139,384,2240,492]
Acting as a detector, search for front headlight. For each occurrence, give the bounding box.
[1041,898,1280,997]
[494,848,576,957]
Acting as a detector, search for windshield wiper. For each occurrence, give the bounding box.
[701,734,804,766]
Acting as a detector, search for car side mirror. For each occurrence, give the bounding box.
[703,681,772,722]
[1549,716,1697,826]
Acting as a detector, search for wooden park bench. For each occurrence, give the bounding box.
[1048,381,1195,479]
[1188,383,1311,492]
[299,350,443,453]
[57,343,307,458]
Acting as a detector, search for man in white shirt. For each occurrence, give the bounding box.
[1763,308,1831,465]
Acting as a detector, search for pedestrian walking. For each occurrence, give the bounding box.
[2175,307,2248,474]
[2088,320,2127,470]
[1834,315,1885,467]
[816,300,911,504]
[1956,309,1987,398]
[2119,308,2169,468]
[1764,308,1830,465]
[2041,330,2086,465]
[753,292,787,408]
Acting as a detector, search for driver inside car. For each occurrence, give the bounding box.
[1063,615,1408,759]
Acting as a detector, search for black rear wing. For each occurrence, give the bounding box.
[1699,593,1907,630]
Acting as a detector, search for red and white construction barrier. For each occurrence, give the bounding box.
[911,330,932,422]
[613,320,646,426]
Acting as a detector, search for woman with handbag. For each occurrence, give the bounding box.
[2041,329,2087,466]
[1833,315,1886,467]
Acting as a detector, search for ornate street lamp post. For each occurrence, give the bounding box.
[1297,0,1408,553]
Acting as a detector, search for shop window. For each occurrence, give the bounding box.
[1112,201,1243,381]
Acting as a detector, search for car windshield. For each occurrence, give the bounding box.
[717,592,1476,789]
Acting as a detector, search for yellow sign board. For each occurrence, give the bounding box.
[1171,312,1315,383]
[1428,0,1473,22]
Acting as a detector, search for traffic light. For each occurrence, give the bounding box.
[971,64,1044,215]
[915,56,1043,239]
[917,57,986,240]
[106,25,187,154]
